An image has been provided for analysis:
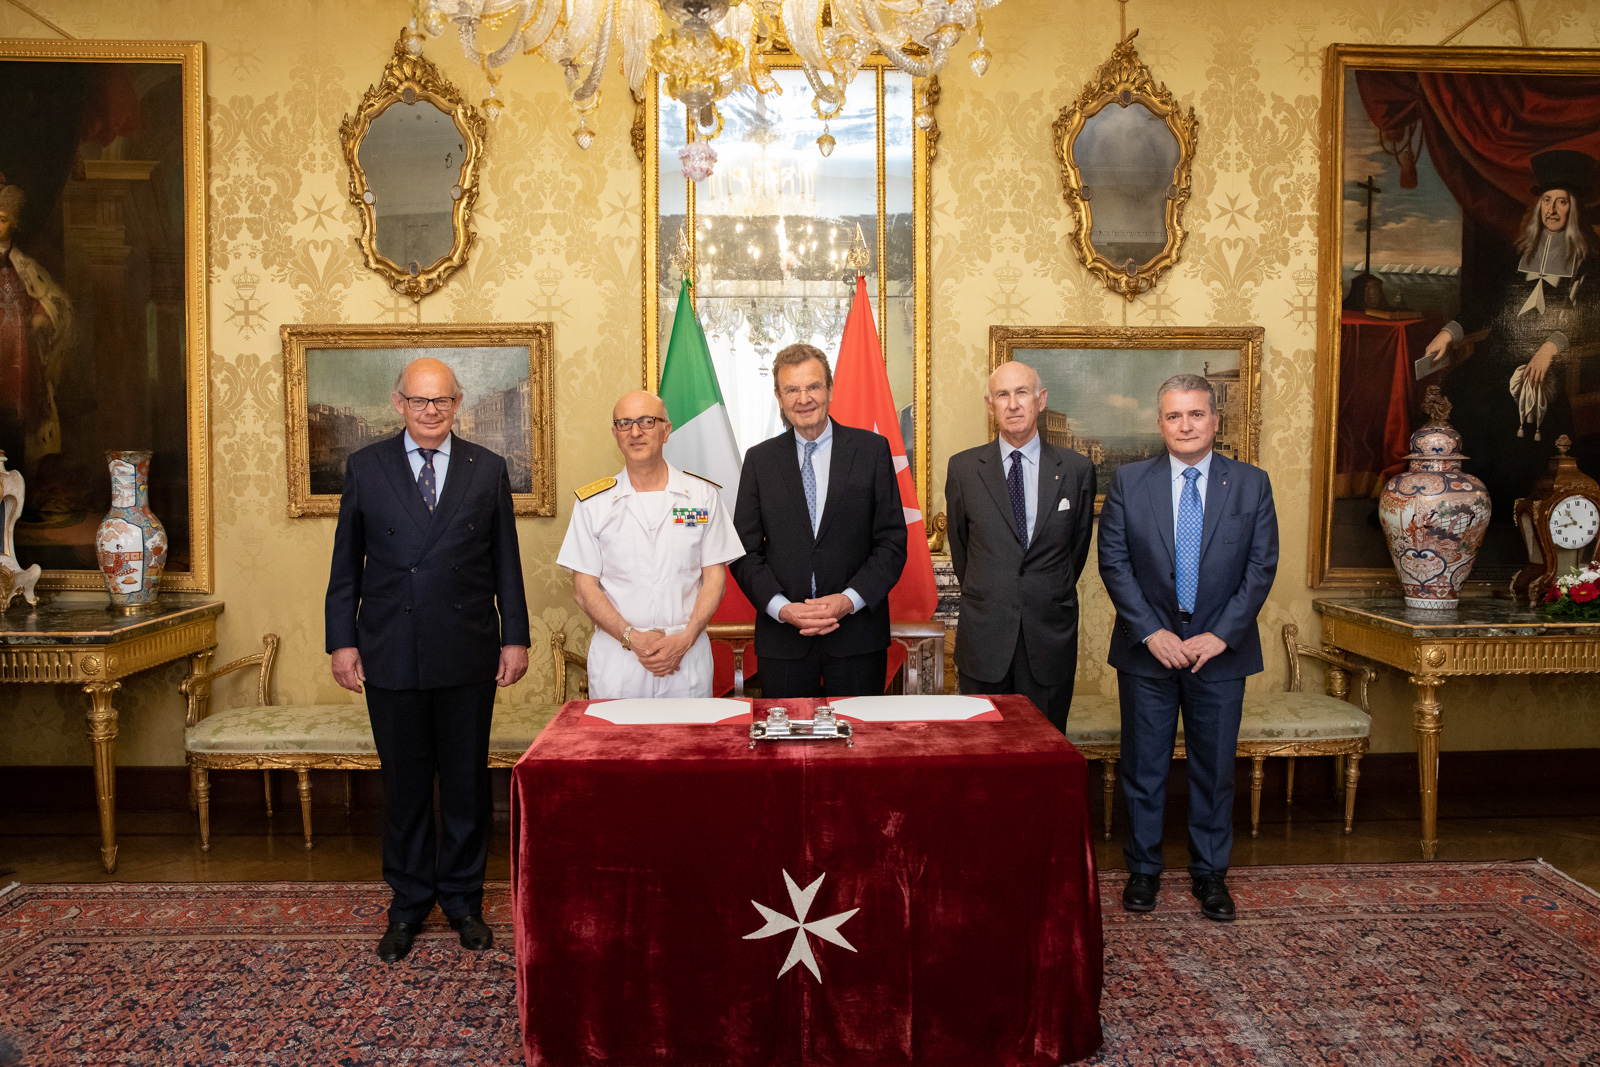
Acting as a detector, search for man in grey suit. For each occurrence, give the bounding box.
[1097,373,1278,922]
[945,360,1097,731]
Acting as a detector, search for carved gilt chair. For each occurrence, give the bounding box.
[182,633,560,852]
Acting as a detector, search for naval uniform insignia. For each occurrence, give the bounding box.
[683,471,722,489]
[672,506,711,525]
[575,476,617,501]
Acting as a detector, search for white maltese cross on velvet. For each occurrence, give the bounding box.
[743,870,860,981]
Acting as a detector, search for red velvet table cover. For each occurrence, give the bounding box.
[510,696,1104,1067]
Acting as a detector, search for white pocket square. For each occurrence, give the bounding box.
[1057,499,1070,511]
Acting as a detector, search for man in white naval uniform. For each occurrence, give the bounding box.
[558,390,744,697]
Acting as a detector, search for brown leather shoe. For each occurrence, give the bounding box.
[450,912,494,951]
[376,920,420,962]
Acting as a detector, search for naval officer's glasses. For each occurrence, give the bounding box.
[612,415,662,431]
[398,394,459,412]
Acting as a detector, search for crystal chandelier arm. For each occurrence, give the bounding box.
[619,0,661,96]
[455,0,535,67]
[782,0,832,74]
[518,0,564,57]
[566,0,615,102]
[563,0,608,65]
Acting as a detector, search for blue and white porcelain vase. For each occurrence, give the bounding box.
[95,450,168,610]
[1377,388,1491,609]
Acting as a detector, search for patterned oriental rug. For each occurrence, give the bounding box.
[0,861,1597,1066]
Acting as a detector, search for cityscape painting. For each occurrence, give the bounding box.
[282,323,554,517]
[988,326,1262,512]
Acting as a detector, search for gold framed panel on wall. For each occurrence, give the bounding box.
[990,325,1263,513]
[1311,45,1600,590]
[282,322,555,518]
[0,39,211,592]
[639,57,936,511]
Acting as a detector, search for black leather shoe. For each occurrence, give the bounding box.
[377,920,420,962]
[1191,873,1236,922]
[450,912,494,951]
[1121,872,1160,912]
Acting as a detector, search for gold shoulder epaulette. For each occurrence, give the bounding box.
[575,476,617,501]
[683,470,722,490]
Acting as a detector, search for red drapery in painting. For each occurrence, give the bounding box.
[1355,70,1600,245]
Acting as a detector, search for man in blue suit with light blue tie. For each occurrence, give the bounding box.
[1097,373,1278,922]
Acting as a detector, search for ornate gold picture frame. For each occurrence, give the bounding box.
[340,34,486,302]
[639,56,936,511]
[1051,32,1197,300]
[0,39,211,592]
[990,325,1262,512]
[282,323,554,518]
[1310,45,1600,589]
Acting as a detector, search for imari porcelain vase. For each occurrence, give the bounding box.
[95,450,168,610]
[1377,387,1491,609]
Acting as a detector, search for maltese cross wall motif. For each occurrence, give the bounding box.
[743,870,860,981]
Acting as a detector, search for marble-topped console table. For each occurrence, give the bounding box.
[0,598,223,872]
[1314,597,1600,859]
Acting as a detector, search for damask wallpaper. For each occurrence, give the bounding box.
[2,0,1597,766]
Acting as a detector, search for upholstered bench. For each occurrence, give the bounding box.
[182,634,560,852]
[1065,623,1374,841]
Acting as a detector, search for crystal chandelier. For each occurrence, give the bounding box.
[415,0,999,150]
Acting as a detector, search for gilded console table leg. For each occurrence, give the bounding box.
[83,681,123,874]
[1408,674,1446,860]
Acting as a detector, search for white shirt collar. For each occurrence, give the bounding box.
[1169,449,1214,481]
[999,433,1041,465]
[403,430,451,456]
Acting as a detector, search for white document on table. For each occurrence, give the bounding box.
[582,698,751,725]
[826,695,1001,722]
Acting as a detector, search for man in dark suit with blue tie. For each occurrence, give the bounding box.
[1097,373,1278,921]
[326,357,530,962]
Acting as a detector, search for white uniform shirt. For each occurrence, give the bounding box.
[557,464,743,698]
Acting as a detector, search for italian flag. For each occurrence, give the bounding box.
[659,280,760,696]
[660,279,742,516]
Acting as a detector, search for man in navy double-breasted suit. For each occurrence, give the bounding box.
[326,357,530,962]
[1097,373,1278,922]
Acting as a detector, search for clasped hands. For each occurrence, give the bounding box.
[628,627,694,677]
[778,594,854,637]
[1146,629,1226,673]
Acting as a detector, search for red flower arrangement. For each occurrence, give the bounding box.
[1543,565,1600,619]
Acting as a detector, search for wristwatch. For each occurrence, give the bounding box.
[620,625,633,651]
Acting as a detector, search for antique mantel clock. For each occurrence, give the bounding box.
[1511,435,1600,602]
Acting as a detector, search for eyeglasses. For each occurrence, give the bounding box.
[398,394,459,413]
[778,382,829,400]
[612,415,663,431]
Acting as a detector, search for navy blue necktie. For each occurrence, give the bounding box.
[1007,449,1028,546]
[417,449,439,511]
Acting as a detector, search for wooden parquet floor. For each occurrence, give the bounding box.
[4,755,1599,891]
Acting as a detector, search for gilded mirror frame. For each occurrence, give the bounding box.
[637,58,938,511]
[340,34,486,302]
[1051,32,1197,300]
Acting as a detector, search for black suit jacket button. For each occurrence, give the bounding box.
[455,603,463,610]
[453,564,460,572]
[404,606,412,614]
[410,566,417,573]
[469,523,475,531]
[387,528,394,535]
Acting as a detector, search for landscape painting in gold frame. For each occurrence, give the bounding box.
[990,325,1262,513]
[282,323,554,518]
[1310,45,1600,589]
[0,39,210,592]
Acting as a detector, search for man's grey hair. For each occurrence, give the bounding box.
[393,365,464,396]
[1157,373,1216,413]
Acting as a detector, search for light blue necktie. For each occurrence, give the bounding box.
[1175,466,1202,614]
[802,440,819,595]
